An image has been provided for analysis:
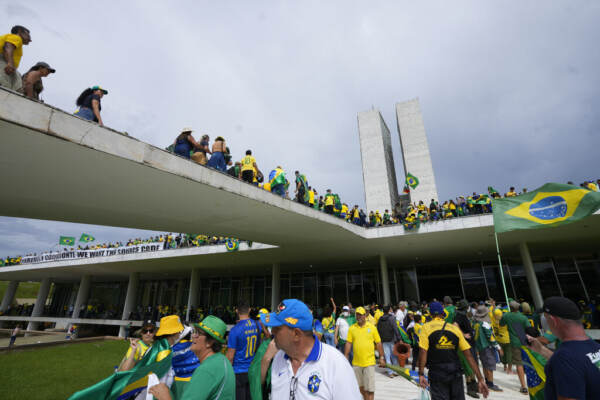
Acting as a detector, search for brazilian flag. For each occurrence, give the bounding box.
[521,347,546,400]
[225,238,239,252]
[406,173,419,189]
[493,183,600,233]
[59,236,76,246]
[79,233,95,243]
[0,259,4,267]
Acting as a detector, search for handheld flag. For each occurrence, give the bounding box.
[406,173,419,189]
[225,238,240,252]
[59,236,76,246]
[521,347,546,400]
[493,183,600,233]
[79,233,95,243]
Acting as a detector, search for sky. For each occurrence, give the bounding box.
[1,1,599,257]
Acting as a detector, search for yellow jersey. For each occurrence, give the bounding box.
[0,34,23,68]
[347,322,381,367]
[240,155,256,172]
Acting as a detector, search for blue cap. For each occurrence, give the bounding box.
[260,299,313,331]
[429,301,444,315]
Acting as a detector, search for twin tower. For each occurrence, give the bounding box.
[357,98,439,214]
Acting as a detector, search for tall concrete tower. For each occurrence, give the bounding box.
[357,109,399,213]
[395,99,439,205]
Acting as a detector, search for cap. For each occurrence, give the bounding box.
[32,61,55,73]
[260,299,313,331]
[91,85,108,94]
[342,306,349,311]
[355,306,367,315]
[543,296,582,321]
[142,320,155,329]
[194,315,227,344]
[429,301,444,315]
[258,308,269,314]
[156,315,184,336]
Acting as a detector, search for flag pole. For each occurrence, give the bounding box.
[494,231,510,306]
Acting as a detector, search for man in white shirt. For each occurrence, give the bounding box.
[395,301,407,327]
[261,299,361,400]
[335,306,350,350]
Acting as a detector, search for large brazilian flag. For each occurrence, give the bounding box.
[493,183,600,233]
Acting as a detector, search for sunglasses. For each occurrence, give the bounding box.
[142,329,154,334]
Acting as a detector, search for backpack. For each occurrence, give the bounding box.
[377,316,395,342]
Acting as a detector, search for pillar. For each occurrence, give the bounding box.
[519,242,543,309]
[71,275,91,319]
[271,263,280,311]
[119,272,139,337]
[27,278,51,331]
[186,269,200,322]
[379,254,391,305]
[0,280,18,313]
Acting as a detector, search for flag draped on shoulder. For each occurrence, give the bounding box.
[68,338,172,400]
[269,168,286,186]
[59,236,76,246]
[406,173,419,189]
[493,183,600,233]
[520,346,546,400]
[226,238,240,252]
[79,233,95,243]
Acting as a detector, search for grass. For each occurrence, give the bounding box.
[0,281,40,300]
[0,340,129,399]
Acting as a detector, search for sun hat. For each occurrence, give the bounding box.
[156,315,184,336]
[91,85,108,94]
[474,305,491,322]
[194,315,227,344]
[260,299,313,331]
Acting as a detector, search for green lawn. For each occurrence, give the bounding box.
[0,281,40,299]
[0,340,129,399]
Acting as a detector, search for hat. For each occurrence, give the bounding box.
[32,61,55,73]
[91,85,108,94]
[543,296,582,321]
[342,306,350,311]
[194,315,227,344]
[260,299,313,331]
[259,308,269,314]
[493,309,503,319]
[156,315,184,336]
[474,305,490,322]
[443,296,453,304]
[181,127,193,133]
[429,301,444,315]
[457,299,469,311]
[142,320,155,329]
[355,306,367,315]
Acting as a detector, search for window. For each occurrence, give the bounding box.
[417,264,462,302]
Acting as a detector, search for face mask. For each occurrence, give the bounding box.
[343,311,349,317]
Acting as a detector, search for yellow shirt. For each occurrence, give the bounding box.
[309,190,315,204]
[506,191,517,197]
[373,309,383,323]
[0,34,23,68]
[418,318,470,352]
[347,322,381,367]
[322,316,335,333]
[240,155,256,172]
[325,195,334,206]
[124,340,151,362]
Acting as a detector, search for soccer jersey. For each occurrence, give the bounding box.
[240,155,256,172]
[227,318,260,373]
[347,322,381,367]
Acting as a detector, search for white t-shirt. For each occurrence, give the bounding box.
[271,339,361,400]
[395,309,407,326]
[335,317,349,340]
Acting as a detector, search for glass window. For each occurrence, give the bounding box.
[553,257,577,274]
[290,286,303,301]
[318,285,332,308]
[462,278,487,302]
[417,264,462,302]
[334,273,349,305]
[303,274,317,306]
[576,260,600,298]
[291,273,302,287]
[483,264,514,301]
[363,271,379,305]
[253,278,265,307]
[395,268,419,303]
[459,262,483,279]
[557,274,587,301]
[231,280,240,307]
[280,275,290,299]
[534,261,561,298]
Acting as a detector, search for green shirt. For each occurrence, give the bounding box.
[499,312,530,347]
[444,305,456,323]
[180,353,235,400]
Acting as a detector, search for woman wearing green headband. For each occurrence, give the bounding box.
[149,315,235,400]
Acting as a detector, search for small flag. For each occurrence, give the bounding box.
[59,236,76,246]
[225,238,239,252]
[406,173,419,189]
[79,233,95,243]
[493,183,600,233]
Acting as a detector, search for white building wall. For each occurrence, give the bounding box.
[395,99,439,205]
[357,110,399,214]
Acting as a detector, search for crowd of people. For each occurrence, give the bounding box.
[68,294,599,400]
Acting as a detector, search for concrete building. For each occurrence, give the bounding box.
[357,109,399,214]
[0,87,599,336]
[396,98,439,205]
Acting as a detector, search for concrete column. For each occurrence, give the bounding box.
[71,275,91,319]
[27,278,51,331]
[271,263,280,311]
[186,269,200,322]
[0,280,19,313]
[379,254,391,306]
[519,242,543,309]
[119,272,139,337]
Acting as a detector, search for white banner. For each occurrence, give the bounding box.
[19,242,165,265]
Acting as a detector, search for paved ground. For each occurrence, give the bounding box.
[374,365,528,400]
[0,332,65,348]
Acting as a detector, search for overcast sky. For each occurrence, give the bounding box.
[1,1,599,257]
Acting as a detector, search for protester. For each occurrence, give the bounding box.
[21,61,55,100]
[118,320,156,371]
[345,306,386,400]
[173,128,202,160]
[491,308,510,373]
[526,296,600,400]
[324,189,334,214]
[8,323,21,348]
[395,301,408,327]
[226,300,260,400]
[500,300,530,394]
[418,301,489,400]
[335,305,351,353]
[74,85,108,126]
[191,134,211,165]
[472,305,503,392]
[207,136,227,171]
[376,305,400,378]
[0,25,31,91]
[261,299,361,399]
[454,299,479,398]
[240,150,260,185]
[295,171,308,204]
[321,298,337,346]
[150,315,235,400]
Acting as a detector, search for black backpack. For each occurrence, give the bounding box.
[377,316,395,342]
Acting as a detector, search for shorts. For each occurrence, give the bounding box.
[353,365,375,392]
[241,169,254,183]
[0,59,23,92]
[511,346,523,366]
[500,343,511,365]
[478,347,497,371]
